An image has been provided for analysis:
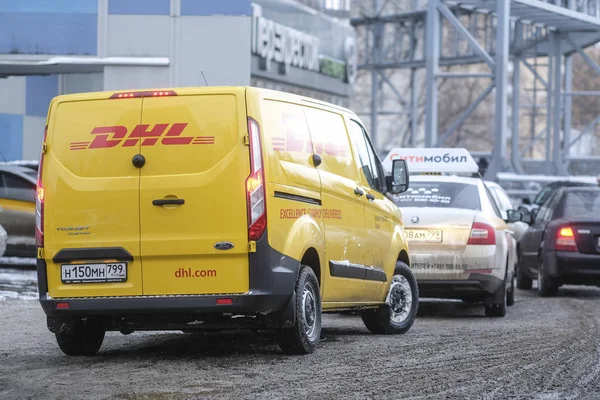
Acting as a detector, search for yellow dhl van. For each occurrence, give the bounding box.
[36,86,417,355]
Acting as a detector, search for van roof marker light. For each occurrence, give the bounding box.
[109,90,178,99]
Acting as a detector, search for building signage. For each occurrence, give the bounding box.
[251,3,356,84]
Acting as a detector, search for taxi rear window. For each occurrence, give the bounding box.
[392,181,481,210]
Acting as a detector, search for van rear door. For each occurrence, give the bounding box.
[138,88,251,295]
[44,94,143,298]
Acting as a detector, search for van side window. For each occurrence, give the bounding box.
[303,107,358,181]
[263,100,314,166]
[349,120,384,192]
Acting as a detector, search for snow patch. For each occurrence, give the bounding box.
[0,257,37,266]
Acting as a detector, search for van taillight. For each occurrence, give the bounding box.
[246,117,266,241]
[556,226,578,252]
[467,222,496,245]
[36,126,47,248]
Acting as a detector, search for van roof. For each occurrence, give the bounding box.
[50,86,356,116]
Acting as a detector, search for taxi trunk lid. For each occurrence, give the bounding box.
[402,208,476,254]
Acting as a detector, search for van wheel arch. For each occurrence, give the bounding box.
[301,248,321,287]
[397,250,410,268]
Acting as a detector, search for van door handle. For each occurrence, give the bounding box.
[354,188,364,196]
[153,199,185,206]
[366,193,375,201]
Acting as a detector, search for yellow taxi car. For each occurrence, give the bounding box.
[384,149,523,317]
[37,86,418,355]
[0,165,37,257]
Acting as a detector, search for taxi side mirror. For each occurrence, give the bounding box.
[389,159,409,194]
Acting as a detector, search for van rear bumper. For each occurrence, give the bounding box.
[39,292,291,317]
[37,229,300,328]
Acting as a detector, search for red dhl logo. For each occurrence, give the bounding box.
[70,123,214,151]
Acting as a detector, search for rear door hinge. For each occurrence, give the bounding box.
[248,241,256,253]
[243,135,250,146]
[37,247,44,259]
[41,142,47,154]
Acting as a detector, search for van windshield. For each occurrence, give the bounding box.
[392,181,481,210]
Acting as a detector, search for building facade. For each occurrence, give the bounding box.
[0,0,355,161]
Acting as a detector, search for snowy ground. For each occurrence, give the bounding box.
[0,257,37,267]
[0,268,38,301]
[0,264,599,399]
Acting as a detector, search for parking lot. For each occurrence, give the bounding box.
[0,267,598,400]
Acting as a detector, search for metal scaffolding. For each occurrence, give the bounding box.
[352,0,600,179]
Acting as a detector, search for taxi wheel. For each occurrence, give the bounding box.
[55,319,105,356]
[361,262,419,335]
[516,264,532,290]
[485,279,507,318]
[276,266,322,355]
[537,258,558,297]
[506,274,515,306]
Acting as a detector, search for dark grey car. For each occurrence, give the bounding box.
[0,166,37,257]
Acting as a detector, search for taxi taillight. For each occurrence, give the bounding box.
[35,126,47,249]
[246,117,266,241]
[467,222,496,245]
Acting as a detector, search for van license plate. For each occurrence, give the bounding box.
[405,229,443,243]
[61,263,127,284]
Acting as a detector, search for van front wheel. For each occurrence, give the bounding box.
[361,262,419,335]
[276,266,322,355]
[55,318,105,356]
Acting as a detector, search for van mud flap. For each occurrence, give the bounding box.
[264,290,296,329]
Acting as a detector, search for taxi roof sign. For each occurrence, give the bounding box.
[383,148,479,174]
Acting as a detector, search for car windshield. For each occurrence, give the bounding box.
[392,181,481,210]
[563,191,600,219]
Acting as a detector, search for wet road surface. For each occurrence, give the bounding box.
[0,268,599,399]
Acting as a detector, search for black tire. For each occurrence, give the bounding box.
[485,292,507,317]
[276,266,321,355]
[55,319,105,356]
[506,272,515,307]
[537,257,558,297]
[361,261,419,335]
[516,263,533,290]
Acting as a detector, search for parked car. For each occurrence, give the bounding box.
[520,180,596,213]
[517,187,600,296]
[486,181,529,242]
[0,165,37,257]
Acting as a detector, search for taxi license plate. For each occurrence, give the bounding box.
[61,263,127,284]
[405,229,443,243]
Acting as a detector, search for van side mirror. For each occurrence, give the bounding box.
[505,209,523,223]
[389,159,409,194]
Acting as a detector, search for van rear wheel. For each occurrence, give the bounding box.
[361,262,418,335]
[55,318,105,356]
[276,266,321,355]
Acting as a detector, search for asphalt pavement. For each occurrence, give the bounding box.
[0,268,599,399]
